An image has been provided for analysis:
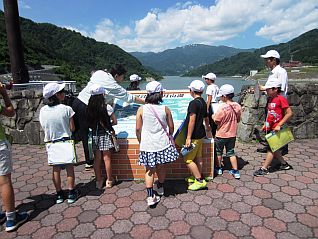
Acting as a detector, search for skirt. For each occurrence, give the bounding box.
[138,145,179,168]
[92,134,114,151]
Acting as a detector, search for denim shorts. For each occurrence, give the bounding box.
[0,140,12,176]
[215,137,236,157]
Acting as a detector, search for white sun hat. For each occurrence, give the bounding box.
[129,74,142,82]
[43,82,66,99]
[89,84,106,95]
[260,50,280,59]
[217,84,235,97]
[146,81,165,94]
[202,72,216,80]
[188,80,205,92]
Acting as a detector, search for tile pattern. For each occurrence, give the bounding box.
[0,139,317,238]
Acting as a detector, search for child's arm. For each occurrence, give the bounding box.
[165,107,174,135]
[69,117,75,132]
[273,106,293,132]
[135,107,143,143]
[110,113,117,126]
[0,83,15,117]
[204,116,212,138]
[206,95,212,113]
[186,113,196,147]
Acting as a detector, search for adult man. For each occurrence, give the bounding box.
[259,50,288,97]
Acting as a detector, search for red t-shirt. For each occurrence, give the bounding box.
[265,95,289,131]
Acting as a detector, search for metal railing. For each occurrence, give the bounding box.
[12,81,77,92]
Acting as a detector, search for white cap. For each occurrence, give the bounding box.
[264,78,282,89]
[202,72,216,80]
[89,84,106,95]
[43,82,65,99]
[129,74,142,82]
[188,80,205,92]
[261,50,280,59]
[217,84,235,97]
[146,81,165,94]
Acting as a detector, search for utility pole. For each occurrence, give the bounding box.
[3,0,29,83]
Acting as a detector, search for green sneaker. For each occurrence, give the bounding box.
[185,176,195,183]
[188,179,207,191]
[186,176,209,183]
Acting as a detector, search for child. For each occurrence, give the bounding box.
[213,84,241,179]
[184,80,212,191]
[39,83,79,204]
[253,78,293,176]
[86,84,116,189]
[0,82,29,232]
[136,81,179,206]
[127,74,141,91]
[203,72,219,137]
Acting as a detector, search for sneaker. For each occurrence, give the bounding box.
[5,212,29,232]
[215,167,223,175]
[85,163,93,171]
[56,191,65,204]
[229,169,241,179]
[67,190,80,204]
[147,195,160,206]
[188,179,207,191]
[0,212,6,224]
[253,167,269,177]
[185,176,195,183]
[279,162,292,170]
[156,186,164,196]
[256,146,268,153]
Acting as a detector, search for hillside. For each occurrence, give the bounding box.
[131,44,252,75]
[184,29,318,77]
[0,10,160,85]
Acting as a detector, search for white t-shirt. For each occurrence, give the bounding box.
[140,104,170,152]
[206,84,219,103]
[107,104,114,116]
[39,104,75,142]
[268,65,288,97]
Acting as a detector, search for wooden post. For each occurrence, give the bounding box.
[3,0,29,83]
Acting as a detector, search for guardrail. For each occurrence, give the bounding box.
[11,81,77,92]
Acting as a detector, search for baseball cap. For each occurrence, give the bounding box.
[129,74,142,82]
[260,50,280,59]
[264,78,282,89]
[202,72,216,80]
[146,81,165,94]
[217,84,235,97]
[43,82,66,99]
[188,80,205,92]
[89,84,106,95]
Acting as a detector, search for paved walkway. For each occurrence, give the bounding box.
[0,139,317,239]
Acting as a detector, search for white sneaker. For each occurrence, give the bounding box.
[156,186,164,196]
[147,195,160,206]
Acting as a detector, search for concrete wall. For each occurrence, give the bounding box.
[237,83,318,141]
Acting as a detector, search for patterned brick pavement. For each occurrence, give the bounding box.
[0,139,317,238]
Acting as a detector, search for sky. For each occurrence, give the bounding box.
[1,0,318,52]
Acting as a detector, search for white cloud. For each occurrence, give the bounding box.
[18,0,31,9]
[70,0,318,52]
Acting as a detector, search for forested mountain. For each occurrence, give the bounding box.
[0,10,160,85]
[184,29,318,77]
[131,44,252,75]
